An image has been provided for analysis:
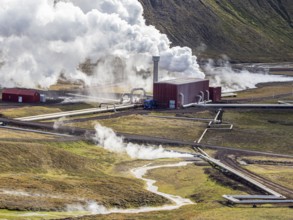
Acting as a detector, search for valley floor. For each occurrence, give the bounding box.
[0,71,292,219]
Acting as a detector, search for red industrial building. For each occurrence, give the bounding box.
[2,88,40,103]
[209,86,222,102]
[153,78,210,109]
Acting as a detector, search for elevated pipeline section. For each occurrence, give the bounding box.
[187,103,293,109]
[194,110,293,205]
[196,146,293,205]
[15,104,141,121]
[196,109,233,144]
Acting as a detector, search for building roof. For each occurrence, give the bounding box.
[2,88,39,96]
[155,77,208,85]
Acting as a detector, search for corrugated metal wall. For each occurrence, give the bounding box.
[154,79,209,108]
[209,87,222,102]
[2,89,40,103]
[153,83,177,108]
[177,80,209,106]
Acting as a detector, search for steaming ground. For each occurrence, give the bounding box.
[93,124,193,160]
[0,0,203,90]
[205,59,293,92]
[54,121,194,215]
[66,162,194,215]
[0,123,195,217]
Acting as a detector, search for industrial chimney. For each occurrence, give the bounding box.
[152,56,160,83]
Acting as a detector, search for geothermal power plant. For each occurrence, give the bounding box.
[152,56,221,109]
[1,2,293,219]
[1,56,222,109]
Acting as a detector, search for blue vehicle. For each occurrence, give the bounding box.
[144,99,156,109]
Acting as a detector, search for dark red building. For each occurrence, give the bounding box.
[153,78,210,108]
[2,88,40,103]
[209,86,222,102]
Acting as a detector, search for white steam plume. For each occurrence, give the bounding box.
[66,201,110,215]
[205,58,293,92]
[0,0,204,89]
[53,116,66,129]
[93,124,193,159]
[66,162,193,215]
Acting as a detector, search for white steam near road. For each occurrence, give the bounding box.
[93,123,193,159]
[0,0,203,89]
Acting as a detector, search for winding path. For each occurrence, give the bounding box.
[84,161,195,215]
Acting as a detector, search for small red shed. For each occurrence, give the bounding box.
[2,88,40,103]
[153,78,210,109]
[209,86,222,102]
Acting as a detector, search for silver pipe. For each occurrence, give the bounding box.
[145,115,213,122]
[206,90,210,101]
[196,128,208,144]
[197,95,203,104]
[195,103,293,108]
[201,154,284,197]
[182,101,205,108]
[230,195,286,200]
[182,91,208,108]
[213,109,222,124]
[179,92,184,106]
[182,92,210,108]
[200,91,205,101]
[130,88,147,104]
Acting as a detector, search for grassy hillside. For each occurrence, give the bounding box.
[0,136,168,211]
[139,0,293,62]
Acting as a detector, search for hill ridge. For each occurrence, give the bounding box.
[139,0,293,62]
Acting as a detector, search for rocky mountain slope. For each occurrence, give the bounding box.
[139,0,293,63]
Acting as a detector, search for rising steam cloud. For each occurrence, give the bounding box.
[0,0,204,89]
[205,58,293,92]
[93,124,192,159]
